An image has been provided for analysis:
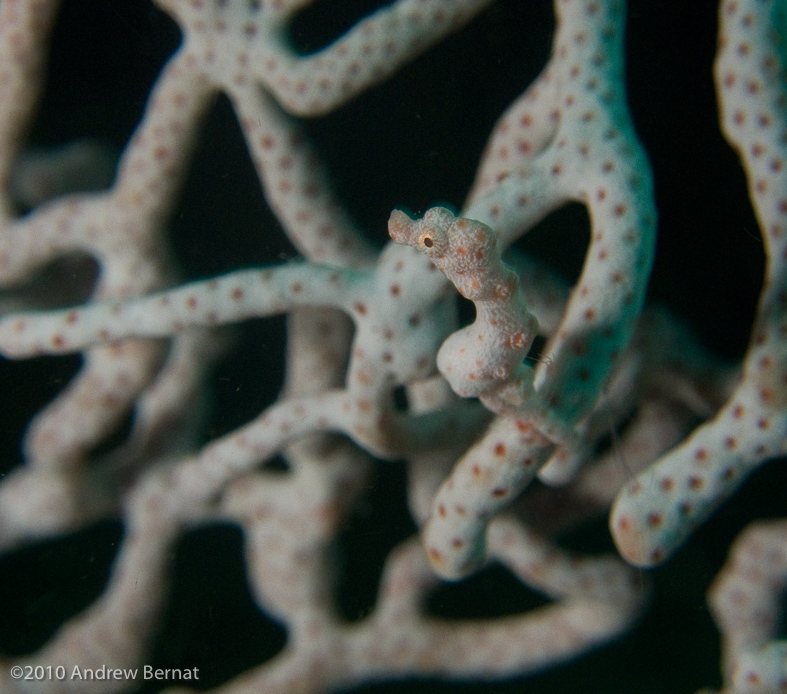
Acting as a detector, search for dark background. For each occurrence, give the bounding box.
[0,0,784,692]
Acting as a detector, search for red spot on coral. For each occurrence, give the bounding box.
[647,512,663,527]
[694,448,708,462]
[354,302,367,315]
[494,443,507,456]
[492,488,508,498]
[510,331,528,350]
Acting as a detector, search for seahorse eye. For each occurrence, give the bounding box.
[423,236,434,248]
